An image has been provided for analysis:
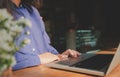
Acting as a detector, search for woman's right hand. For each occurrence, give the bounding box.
[38,52,59,64]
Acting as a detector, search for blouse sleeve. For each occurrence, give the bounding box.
[12,52,40,71]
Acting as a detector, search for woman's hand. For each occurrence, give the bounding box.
[61,49,81,58]
[38,52,59,64]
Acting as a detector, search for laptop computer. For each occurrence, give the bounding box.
[46,43,120,76]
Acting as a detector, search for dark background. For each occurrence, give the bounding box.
[39,0,120,52]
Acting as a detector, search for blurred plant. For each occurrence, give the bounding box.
[0,9,31,72]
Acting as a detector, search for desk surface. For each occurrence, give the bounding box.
[13,64,120,77]
[13,50,120,77]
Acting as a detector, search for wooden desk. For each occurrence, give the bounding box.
[13,50,120,77]
[13,64,120,77]
[13,65,94,77]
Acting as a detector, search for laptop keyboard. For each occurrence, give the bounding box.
[73,54,114,71]
[56,57,82,66]
[56,54,113,71]
[57,54,96,66]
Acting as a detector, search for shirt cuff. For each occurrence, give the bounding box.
[12,55,40,71]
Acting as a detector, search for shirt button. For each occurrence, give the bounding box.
[32,48,35,51]
[26,31,30,35]
[20,16,25,19]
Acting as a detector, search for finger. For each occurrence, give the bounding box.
[70,50,81,57]
[62,49,71,55]
[69,49,75,57]
[67,49,76,57]
[75,51,81,56]
[71,50,78,57]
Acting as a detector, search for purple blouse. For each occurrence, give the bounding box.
[12,5,58,70]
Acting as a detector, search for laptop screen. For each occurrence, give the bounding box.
[72,54,114,72]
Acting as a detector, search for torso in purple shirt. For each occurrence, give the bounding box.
[13,4,58,70]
